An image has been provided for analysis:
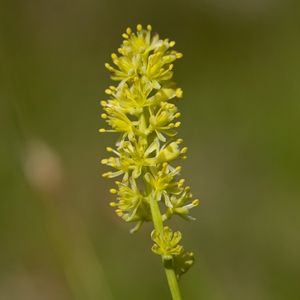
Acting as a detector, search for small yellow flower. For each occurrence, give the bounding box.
[151,226,183,260]
[110,178,151,233]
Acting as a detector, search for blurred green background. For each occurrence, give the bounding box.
[1,0,300,299]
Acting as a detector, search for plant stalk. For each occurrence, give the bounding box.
[149,194,182,300]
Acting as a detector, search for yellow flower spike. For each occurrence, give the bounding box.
[100,25,199,300]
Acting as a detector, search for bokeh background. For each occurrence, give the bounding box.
[1,0,300,299]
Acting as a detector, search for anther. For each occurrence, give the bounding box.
[181,147,188,154]
[175,166,182,172]
[116,209,123,217]
[178,179,185,187]
[110,188,117,194]
[176,88,183,98]
[192,199,200,206]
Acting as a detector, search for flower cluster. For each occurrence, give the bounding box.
[100,24,199,277]
[151,226,195,278]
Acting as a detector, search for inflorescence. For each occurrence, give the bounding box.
[100,24,199,279]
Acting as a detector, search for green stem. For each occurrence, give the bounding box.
[149,194,182,300]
